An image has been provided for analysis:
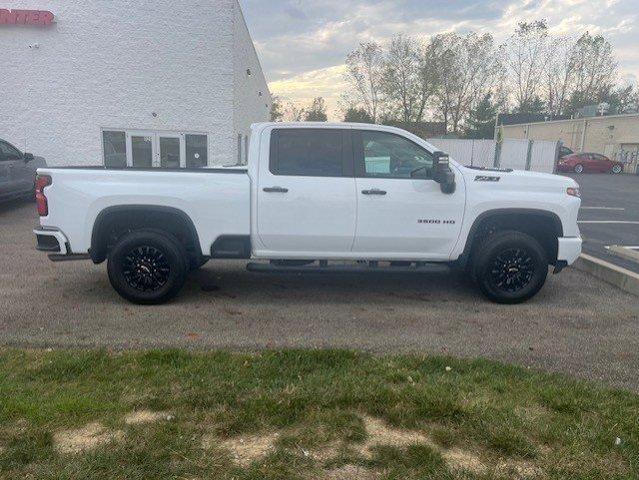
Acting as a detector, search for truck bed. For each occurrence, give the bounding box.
[37,167,251,256]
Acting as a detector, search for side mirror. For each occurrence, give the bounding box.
[24,153,35,162]
[432,151,456,194]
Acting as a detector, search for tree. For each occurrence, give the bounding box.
[517,96,546,115]
[344,42,384,123]
[304,97,328,122]
[431,32,502,133]
[570,33,617,107]
[283,101,305,122]
[546,35,579,116]
[503,20,552,113]
[270,96,284,122]
[464,93,497,139]
[380,35,427,125]
[607,84,639,114]
[343,107,374,123]
[546,31,618,116]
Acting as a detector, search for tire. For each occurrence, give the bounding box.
[573,164,584,173]
[612,164,623,174]
[472,231,548,304]
[107,230,188,305]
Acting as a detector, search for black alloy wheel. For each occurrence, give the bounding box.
[107,230,188,304]
[489,248,535,293]
[473,230,548,304]
[122,245,171,292]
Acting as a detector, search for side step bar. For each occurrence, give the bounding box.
[48,254,92,262]
[246,261,450,275]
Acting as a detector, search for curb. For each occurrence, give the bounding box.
[573,254,639,297]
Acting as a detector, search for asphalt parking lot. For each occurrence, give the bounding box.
[567,172,639,273]
[1,197,639,391]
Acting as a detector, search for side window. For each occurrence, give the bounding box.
[356,131,433,179]
[0,141,22,161]
[270,129,347,177]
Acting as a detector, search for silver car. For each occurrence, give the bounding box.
[0,139,46,202]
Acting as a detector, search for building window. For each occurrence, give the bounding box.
[185,134,207,168]
[103,131,126,168]
[102,130,208,169]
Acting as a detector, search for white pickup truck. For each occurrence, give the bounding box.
[34,122,582,305]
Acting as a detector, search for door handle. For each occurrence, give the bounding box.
[362,189,387,195]
[263,186,289,193]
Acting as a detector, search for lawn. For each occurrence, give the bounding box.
[0,349,637,479]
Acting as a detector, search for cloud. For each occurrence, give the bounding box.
[239,0,639,119]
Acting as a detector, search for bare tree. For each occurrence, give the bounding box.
[546,36,579,116]
[571,32,618,103]
[380,35,431,125]
[503,20,552,113]
[283,101,305,122]
[431,32,501,133]
[344,42,384,123]
[545,32,619,116]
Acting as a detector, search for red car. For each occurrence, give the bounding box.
[557,152,624,174]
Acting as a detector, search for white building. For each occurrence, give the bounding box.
[0,0,271,168]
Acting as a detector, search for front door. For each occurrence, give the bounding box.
[351,129,465,261]
[255,127,357,257]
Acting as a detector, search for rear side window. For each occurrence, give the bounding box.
[269,129,351,177]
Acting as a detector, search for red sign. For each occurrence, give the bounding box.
[0,9,54,26]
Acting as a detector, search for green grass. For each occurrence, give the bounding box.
[0,349,637,479]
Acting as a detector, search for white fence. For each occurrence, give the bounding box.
[427,138,559,174]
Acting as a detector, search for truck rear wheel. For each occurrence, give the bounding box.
[107,230,188,305]
[472,231,548,304]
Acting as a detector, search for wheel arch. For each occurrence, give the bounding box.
[90,205,201,264]
[459,208,563,267]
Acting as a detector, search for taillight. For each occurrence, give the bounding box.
[35,174,52,216]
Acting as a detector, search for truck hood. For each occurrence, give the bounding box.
[460,165,579,188]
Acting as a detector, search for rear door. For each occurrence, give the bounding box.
[351,129,465,260]
[255,127,357,257]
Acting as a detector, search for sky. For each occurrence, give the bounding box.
[239,0,639,120]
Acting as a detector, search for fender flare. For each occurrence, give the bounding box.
[89,205,200,264]
[458,208,563,264]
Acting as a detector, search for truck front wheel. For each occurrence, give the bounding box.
[472,231,548,304]
[107,230,188,305]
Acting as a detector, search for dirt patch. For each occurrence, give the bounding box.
[359,415,435,457]
[322,464,381,479]
[496,460,544,479]
[54,422,124,454]
[124,410,170,425]
[442,448,487,474]
[204,432,279,467]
